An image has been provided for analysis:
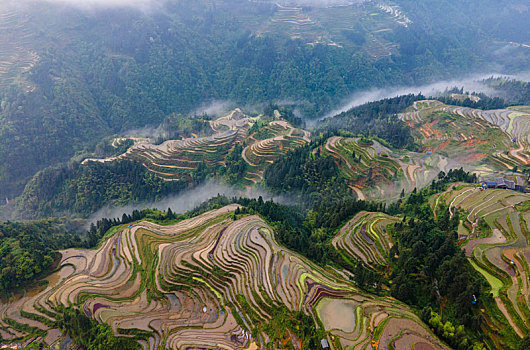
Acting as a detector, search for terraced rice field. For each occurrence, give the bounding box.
[269,4,323,42]
[256,2,402,56]
[333,212,399,269]
[433,185,530,339]
[400,100,530,171]
[375,3,412,27]
[322,136,452,200]
[243,119,310,183]
[83,110,309,184]
[0,205,447,349]
[0,9,39,90]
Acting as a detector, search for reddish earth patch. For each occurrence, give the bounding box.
[419,120,443,138]
[433,140,450,152]
[355,177,367,187]
[462,138,488,147]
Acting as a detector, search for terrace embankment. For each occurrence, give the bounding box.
[322,136,450,200]
[434,185,530,339]
[400,100,530,174]
[0,205,447,349]
[333,211,399,269]
[83,109,310,184]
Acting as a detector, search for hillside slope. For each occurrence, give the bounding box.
[1,0,528,199]
[0,205,448,349]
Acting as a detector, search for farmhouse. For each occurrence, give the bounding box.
[482,177,527,193]
[495,177,515,190]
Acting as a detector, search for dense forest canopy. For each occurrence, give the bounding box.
[16,160,187,219]
[0,0,529,199]
[0,219,84,297]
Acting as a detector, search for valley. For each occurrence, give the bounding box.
[0,1,528,348]
[3,92,530,349]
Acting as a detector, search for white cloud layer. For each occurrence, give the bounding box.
[2,0,163,10]
[319,71,530,121]
[86,180,292,226]
[278,0,365,7]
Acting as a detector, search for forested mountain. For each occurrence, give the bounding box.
[1,0,530,349]
[0,0,529,199]
[17,161,186,218]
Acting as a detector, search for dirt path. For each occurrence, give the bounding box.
[509,143,529,165]
[241,146,257,166]
[351,186,366,200]
[495,297,524,337]
[449,188,477,219]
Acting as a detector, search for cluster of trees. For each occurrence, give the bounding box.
[56,307,140,349]
[438,87,507,110]
[260,305,323,348]
[92,138,134,160]
[0,219,84,297]
[425,310,484,350]
[16,161,187,219]
[220,143,247,184]
[318,94,423,149]
[429,169,478,190]
[381,171,487,349]
[438,95,507,110]
[482,78,530,106]
[263,104,304,128]
[389,208,483,329]
[264,143,351,208]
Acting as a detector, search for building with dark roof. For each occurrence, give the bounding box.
[484,181,497,188]
[495,177,514,189]
[482,177,527,193]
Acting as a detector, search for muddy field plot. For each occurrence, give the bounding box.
[322,136,451,200]
[400,100,530,172]
[0,205,448,350]
[315,296,447,350]
[438,185,530,340]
